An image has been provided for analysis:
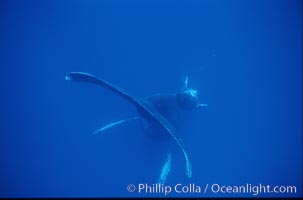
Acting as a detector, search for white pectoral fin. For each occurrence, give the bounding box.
[181,145,192,178]
[184,75,189,88]
[93,117,139,134]
[158,152,172,184]
[171,136,192,179]
[155,114,192,179]
[197,103,208,108]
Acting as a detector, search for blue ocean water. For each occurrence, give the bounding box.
[0,0,302,198]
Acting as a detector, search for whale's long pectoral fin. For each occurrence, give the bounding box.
[197,103,208,108]
[141,101,192,178]
[93,117,139,134]
[158,152,172,184]
[184,75,189,89]
[66,72,138,106]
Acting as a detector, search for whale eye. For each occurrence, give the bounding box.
[176,88,199,110]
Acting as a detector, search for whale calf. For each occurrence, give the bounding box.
[66,72,207,183]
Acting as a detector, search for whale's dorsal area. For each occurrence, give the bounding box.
[66,72,192,178]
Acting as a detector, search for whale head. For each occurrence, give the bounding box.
[176,76,201,110]
[176,87,200,110]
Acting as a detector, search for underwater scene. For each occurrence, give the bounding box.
[0,0,302,198]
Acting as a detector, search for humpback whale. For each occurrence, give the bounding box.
[66,72,207,184]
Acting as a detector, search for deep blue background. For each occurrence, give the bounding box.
[0,0,302,197]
